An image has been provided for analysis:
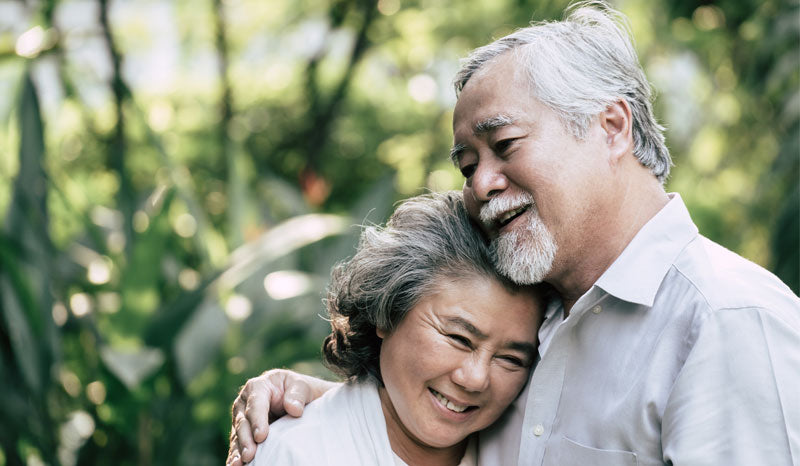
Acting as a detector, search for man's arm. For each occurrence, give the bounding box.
[661,307,800,465]
[226,369,339,466]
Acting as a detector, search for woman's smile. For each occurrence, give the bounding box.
[429,388,477,415]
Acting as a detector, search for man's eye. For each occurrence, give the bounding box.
[495,139,514,153]
[459,164,476,178]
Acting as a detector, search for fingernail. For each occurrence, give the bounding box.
[254,427,261,437]
[290,400,302,409]
[242,447,249,457]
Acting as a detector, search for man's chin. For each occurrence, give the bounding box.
[491,233,557,285]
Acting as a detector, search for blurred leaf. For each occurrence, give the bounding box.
[173,297,228,386]
[100,345,165,390]
[144,213,349,351]
[218,213,351,290]
[0,276,41,393]
[0,71,50,395]
[142,272,222,350]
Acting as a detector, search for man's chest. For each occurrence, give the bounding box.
[517,297,697,466]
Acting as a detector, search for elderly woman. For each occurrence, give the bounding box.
[250,191,546,466]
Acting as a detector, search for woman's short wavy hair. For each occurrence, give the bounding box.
[322,191,537,383]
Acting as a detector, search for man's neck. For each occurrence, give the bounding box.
[551,179,670,317]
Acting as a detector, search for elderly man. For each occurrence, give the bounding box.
[228,2,800,465]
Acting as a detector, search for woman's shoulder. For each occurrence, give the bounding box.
[248,382,386,465]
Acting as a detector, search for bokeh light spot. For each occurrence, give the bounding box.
[87,381,107,405]
[53,302,68,326]
[16,26,45,58]
[377,0,400,16]
[408,74,437,103]
[225,294,252,321]
[264,270,312,300]
[173,213,197,238]
[70,293,93,317]
[87,258,112,285]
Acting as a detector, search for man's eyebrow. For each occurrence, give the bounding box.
[450,114,515,164]
[474,114,515,134]
[445,316,488,339]
[449,143,467,164]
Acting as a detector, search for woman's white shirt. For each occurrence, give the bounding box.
[248,381,478,466]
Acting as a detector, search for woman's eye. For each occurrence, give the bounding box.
[498,355,525,367]
[447,334,471,347]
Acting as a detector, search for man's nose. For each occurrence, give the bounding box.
[452,354,491,393]
[470,158,508,202]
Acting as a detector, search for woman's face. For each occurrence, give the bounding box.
[377,274,541,450]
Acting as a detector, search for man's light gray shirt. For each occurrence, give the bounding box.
[478,194,800,465]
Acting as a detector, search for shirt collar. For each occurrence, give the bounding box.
[593,193,698,307]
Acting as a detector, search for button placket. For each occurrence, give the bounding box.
[518,320,572,465]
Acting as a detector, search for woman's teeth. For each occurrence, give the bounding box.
[432,389,468,413]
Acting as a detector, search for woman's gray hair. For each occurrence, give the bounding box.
[453,1,672,183]
[322,191,530,383]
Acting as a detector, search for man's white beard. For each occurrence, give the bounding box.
[480,193,557,285]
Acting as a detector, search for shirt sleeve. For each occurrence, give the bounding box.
[661,306,800,465]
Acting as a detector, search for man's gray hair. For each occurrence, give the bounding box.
[454,1,672,183]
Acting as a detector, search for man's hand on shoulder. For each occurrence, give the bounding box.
[226,369,338,466]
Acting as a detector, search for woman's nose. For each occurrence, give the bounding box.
[452,355,491,393]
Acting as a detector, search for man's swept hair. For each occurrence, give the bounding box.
[322,191,535,383]
[454,1,672,183]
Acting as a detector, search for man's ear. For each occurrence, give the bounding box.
[599,99,633,164]
[376,327,387,339]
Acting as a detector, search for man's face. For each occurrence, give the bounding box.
[452,54,611,284]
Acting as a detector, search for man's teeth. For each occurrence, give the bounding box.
[432,390,468,413]
[499,206,527,225]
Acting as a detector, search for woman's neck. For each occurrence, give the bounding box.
[378,387,467,466]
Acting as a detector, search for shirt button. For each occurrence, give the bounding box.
[591,305,602,314]
[533,424,544,436]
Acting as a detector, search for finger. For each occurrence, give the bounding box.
[232,390,247,426]
[245,384,275,443]
[235,410,258,463]
[228,391,249,466]
[227,445,242,466]
[227,429,242,466]
[283,379,311,418]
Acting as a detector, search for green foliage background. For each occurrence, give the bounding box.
[0,0,797,464]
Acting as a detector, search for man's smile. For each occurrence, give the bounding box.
[498,204,530,228]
